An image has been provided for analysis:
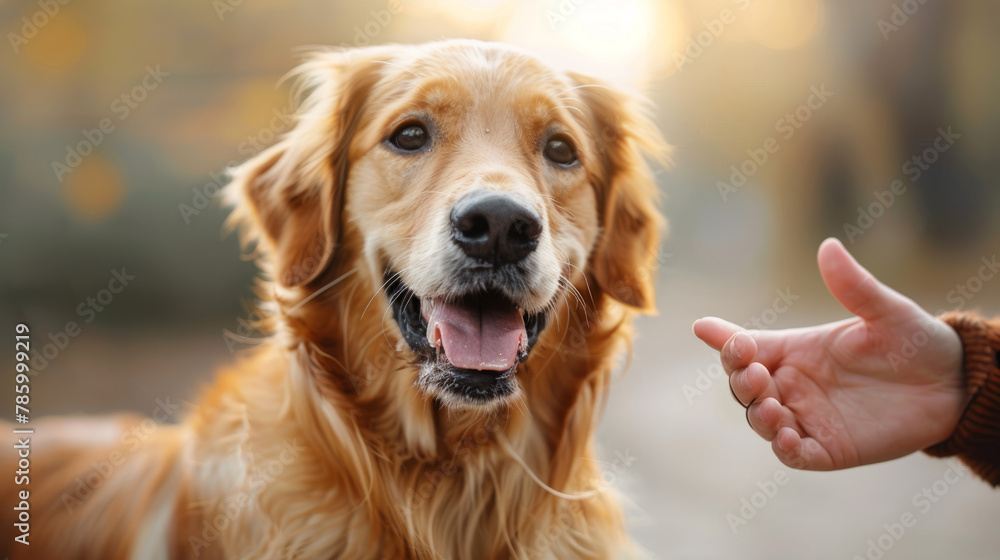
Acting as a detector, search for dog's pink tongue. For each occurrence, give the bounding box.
[426,297,525,371]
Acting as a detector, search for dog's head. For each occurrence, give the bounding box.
[227,40,665,410]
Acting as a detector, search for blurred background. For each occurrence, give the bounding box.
[2,0,999,558]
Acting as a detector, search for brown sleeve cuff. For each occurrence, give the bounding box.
[923,312,1000,487]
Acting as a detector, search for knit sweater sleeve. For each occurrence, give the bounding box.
[923,312,1000,486]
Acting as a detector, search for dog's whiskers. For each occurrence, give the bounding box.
[553,83,612,96]
[371,59,422,78]
[509,390,530,419]
[360,261,413,323]
[558,276,587,318]
[289,268,359,312]
[380,279,418,347]
[560,260,596,309]
[556,272,592,331]
[533,192,574,219]
[546,104,586,118]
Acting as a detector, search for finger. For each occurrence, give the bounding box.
[771,427,836,471]
[693,317,783,369]
[721,332,757,375]
[729,362,776,407]
[817,238,914,322]
[746,397,798,440]
[692,317,743,351]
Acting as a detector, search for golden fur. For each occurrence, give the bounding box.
[1,40,666,559]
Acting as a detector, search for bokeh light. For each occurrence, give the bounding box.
[62,155,124,221]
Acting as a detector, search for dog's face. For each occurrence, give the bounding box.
[346,46,608,408]
[228,41,665,410]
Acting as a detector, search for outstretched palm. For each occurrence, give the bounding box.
[694,238,965,470]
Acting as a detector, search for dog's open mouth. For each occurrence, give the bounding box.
[387,273,547,405]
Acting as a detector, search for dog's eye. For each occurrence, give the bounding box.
[390,122,429,152]
[543,135,577,166]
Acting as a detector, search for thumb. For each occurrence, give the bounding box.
[817,238,912,322]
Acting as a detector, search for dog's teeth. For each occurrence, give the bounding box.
[427,322,443,350]
[421,298,436,321]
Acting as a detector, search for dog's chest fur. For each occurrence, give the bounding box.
[175,340,629,560]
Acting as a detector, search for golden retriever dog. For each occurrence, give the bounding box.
[2,40,666,559]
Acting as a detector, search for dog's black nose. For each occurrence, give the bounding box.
[451,190,542,264]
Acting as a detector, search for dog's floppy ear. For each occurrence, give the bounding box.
[225,47,389,288]
[569,72,668,313]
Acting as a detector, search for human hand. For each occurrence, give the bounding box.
[693,238,966,470]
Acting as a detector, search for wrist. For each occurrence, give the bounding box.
[927,318,967,445]
[923,312,1000,486]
